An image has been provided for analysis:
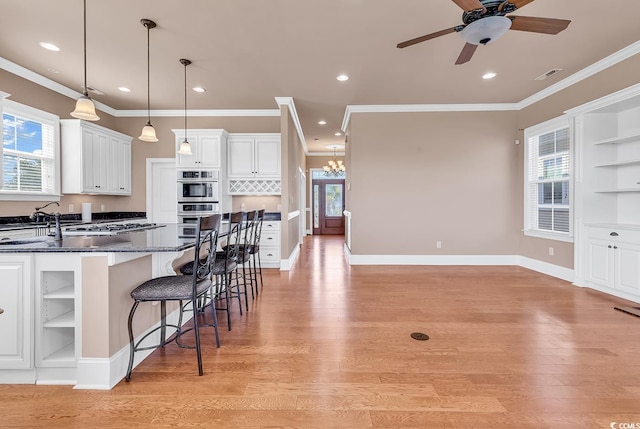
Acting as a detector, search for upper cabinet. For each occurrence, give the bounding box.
[228,134,280,178]
[173,129,227,168]
[60,120,132,195]
[227,133,281,195]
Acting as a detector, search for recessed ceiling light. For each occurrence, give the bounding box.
[336,74,349,82]
[318,120,327,125]
[118,87,131,93]
[326,144,344,150]
[192,87,206,93]
[39,42,60,52]
[335,132,342,136]
[482,72,497,80]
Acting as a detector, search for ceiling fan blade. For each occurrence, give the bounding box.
[455,43,478,65]
[511,0,535,9]
[509,16,571,34]
[451,0,485,12]
[397,27,458,49]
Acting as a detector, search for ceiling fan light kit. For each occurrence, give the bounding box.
[397,0,571,65]
[461,15,511,45]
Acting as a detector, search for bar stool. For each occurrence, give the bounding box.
[125,214,221,381]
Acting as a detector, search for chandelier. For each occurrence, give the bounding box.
[323,146,345,177]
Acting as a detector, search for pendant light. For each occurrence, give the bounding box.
[70,0,99,121]
[177,58,193,155]
[138,19,158,142]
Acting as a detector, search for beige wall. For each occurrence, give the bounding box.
[279,104,304,261]
[348,110,521,256]
[304,155,346,232]
[515,53,640,268]
[0,69,280,217]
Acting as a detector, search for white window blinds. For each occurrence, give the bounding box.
[1,100,59,198]
[524,117,572,240]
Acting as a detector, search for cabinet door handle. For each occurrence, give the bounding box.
[610,232,619,236]
[608,245,612,248]
[614,246,618,249]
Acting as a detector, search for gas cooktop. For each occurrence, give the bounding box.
[62,223,165,236]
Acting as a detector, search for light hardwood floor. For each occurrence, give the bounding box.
[2,235,640,428]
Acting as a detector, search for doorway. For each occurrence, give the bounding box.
[312,178,345,235]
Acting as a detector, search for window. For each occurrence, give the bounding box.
[524,116,572,242]
[1,99,60,200]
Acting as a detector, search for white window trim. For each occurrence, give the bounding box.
[523,115,574,243]
[0,97,61,201]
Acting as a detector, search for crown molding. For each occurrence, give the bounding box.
[342,40,640,131]
[0,57,118,117]
[117,109,280,117]
[307,151,345,157]
[275,96,309,154]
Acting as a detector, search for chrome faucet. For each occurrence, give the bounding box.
[30,202,62,242]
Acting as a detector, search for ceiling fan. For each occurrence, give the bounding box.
[397,0,571,65]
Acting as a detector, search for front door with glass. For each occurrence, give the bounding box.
[312,179,345,235]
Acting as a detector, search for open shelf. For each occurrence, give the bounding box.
[593,131,640,146]
[43,285,74,299]
[41,342,75,363]
[595,159,640,168]
[43,310,75,328]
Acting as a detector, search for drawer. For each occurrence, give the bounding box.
[259,246,280,263]
[262,221,280,231]
[261,231,280,245]
[587,226,640,243]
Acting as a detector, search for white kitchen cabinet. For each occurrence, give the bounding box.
[569,84,640,302]
[0,255,33,370]
[61,119,132,195]
[228,134,280,178]
[584,226,640,299]
[173,129,227,168]
[259,220,280,268]
[227,133,281,195]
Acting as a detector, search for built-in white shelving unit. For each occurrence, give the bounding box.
[569,83,640,303]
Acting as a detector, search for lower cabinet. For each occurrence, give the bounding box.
[259,220,280,268]
[0,255,33,370]
[585,226,640,299]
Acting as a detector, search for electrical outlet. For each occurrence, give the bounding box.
[436,241,442,249]
[101,204,105,212]
[277,204,282,211]
[68,204,74,212]
[549,247,554,256]
[261,204,266,210]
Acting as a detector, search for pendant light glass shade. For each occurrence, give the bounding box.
[139,19,158,142]
[177,58,192,155]
[71,0,99,121]
[139,122,158,142]
[178,140,192,155]
[71,94,99,121]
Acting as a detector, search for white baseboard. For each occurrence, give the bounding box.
[344,247,575,282]
[280,243,301,271]
[517,256,574,282]
[74,306,185,389]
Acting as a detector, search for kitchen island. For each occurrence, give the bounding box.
[0,223,197,389]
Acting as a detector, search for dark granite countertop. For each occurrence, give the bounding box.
[0,223,196,253]
[0,212,146,232]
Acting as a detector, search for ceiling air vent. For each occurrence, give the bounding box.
[85,86,105,95]
[535,68,563,81]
